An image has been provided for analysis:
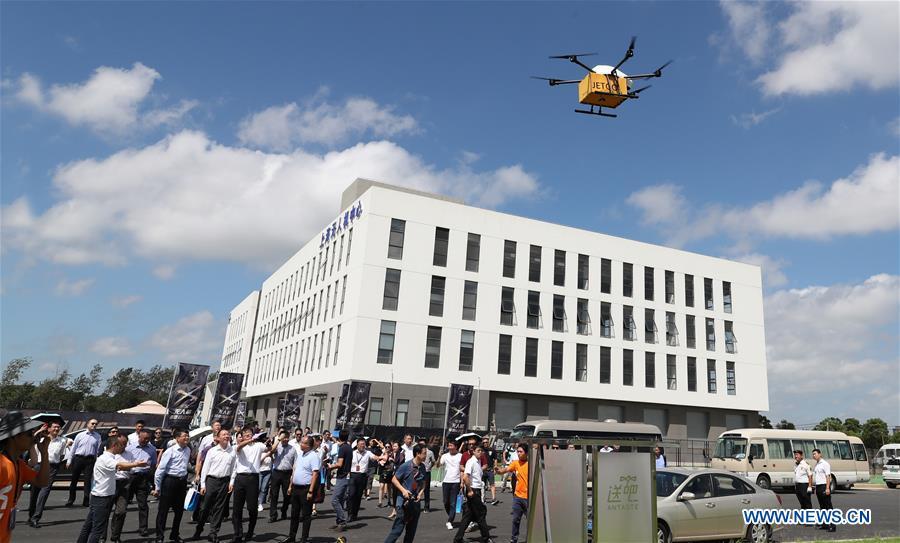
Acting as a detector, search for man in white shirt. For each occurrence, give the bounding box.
[278,435,321,543]
[66,418,102,507]
[793,449,814,510]
[108,433,137,543]
[401,434,415,462]
[194,428,235,543]
[231,426,267,542]
[27,420,70,528]
[268,431,298,522]
[438,440,463,529]
[127,420,146,446]
[125,429,157,537]
[453,445,494,543]
[76,436,147,543]
[290,428,304,453]
[812,448,835,532]
[347,437,384,522]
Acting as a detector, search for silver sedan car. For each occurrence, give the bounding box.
[656,468,783,543]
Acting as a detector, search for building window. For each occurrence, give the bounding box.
[503,240,517,278]
[644,308,658,343]
[576,298,591,335]
[369,397,383,425]
[462,281,478,321]
[433,227,449,267]
[686,315,696,348]
[684,274,694,307]
[578,254,589,289]
[726,361,736,395]
[500,287,516,326]
[382,268,401,310]
[667,354,677,390]
[377,320,396,364]
[395,399,409,426]
[429,276,445,317]
[623,349,633,386]
[601,258,612,294]
[723,281,733,313]
[527,290,542,329]
[459,330,475,371]
[687,357,697,392]
[623,263,633,297]
[388,218,405,259]
[704,277,714,310]
[623,305,637,341]
[529,245,542,282]
[645,352,655,388]
[525,338,538,377]
[498,334,512,375]
[466,233,481,272]
[340,275,347,315]
[707,359,717,393]
[334,324,341,365]
[644,266,654,301]
[425,326,442,368]
[576,343,588,382]
[552,295,567,332]
[553,249,566,286]
[600,302,614,338]
[345,228,353,266]
[706,318,716,351]
[420,401,446,428]
[600,346,611,384]
[665,270,675,304]
[665,311,678,346]
[724,321,737,353]
[551,340,563,380]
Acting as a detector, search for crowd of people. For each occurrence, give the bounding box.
[0,411,531,543]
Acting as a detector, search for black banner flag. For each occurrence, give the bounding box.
[283,393,303,431]
[209,372,244,428]
[345,382,371,430]
[335,383,351,428]
[445,383,474,437]
[235,401,247,428]
[163,363,210,430]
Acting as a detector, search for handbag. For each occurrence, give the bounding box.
[455,492,463,514]
[184,485,200,511]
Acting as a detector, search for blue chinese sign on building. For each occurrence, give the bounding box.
[320,200,363,248]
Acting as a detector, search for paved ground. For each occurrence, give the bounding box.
[18,483,900,542]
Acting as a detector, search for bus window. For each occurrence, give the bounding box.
[852,443,867,462]
[838,441,853,460]
[749,443,765,459]
[537,430,554,437]
[814,440,838,458]
[768,439,792,459]
[792,439,815,458]
[714,436,747,459]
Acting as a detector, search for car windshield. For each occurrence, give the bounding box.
[656,471,688,497]
[510,425,535,440]
[714,437,748,459]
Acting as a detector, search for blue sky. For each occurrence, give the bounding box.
[2,2,898,425]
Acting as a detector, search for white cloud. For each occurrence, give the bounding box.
[237,95,418,150]
[90,337,135,358]
[730,108,780,129]
[111,295,142,308]
[626,184,690,227]
[730,253,788,288]
[2,130,539,269]
[153,265,177,280]
[890,117,900,137]
[719,0,771,63]
[150,310,223,363]
[765,274,899,423]
[55,277,95,296]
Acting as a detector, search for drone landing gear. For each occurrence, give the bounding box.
[574,105,617,117]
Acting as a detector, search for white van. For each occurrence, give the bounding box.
[873,443,900,470]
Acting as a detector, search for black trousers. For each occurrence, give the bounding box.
[198,476,230,536]
[29,462,59,521]
[269,470,292,520]
[288,484,314,542]
[815,483,835,529]
[232,472,260,538]
[795,482,812,509]
[129,471,152,531]
[156,475,187,540]
[347,472,368,520]
[68,455,95,505]
[76,494,114,543]
[422,472,432,509]
[453,489,491,543]
[109,479,130,540]
[442,482,461,523]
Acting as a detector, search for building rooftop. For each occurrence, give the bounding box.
[340,178,464,211]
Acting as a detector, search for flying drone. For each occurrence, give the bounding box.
[533,37,671,117]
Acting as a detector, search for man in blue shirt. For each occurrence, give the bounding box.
[152,428,190,543]
[384,443,427,543]
[278,435,320,543]
[124,429,157,537]
[66,418,101,507]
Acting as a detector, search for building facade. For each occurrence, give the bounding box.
[222,179,767,440]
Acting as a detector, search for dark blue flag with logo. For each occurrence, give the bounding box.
[210,372,244,429]
[163,362,210,430]
[446,383,474,436]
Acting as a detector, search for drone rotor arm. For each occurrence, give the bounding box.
[611,36,637,75]
[531,76,581,86]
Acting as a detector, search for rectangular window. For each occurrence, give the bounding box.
[665,270,675,304]
[623,349,634,386]
[723,281,732,313]
[388,219,406,259]
[686,315,696,348]
[707,359,717,393]
[599,346,611,384]
[527,291,542,329]
[466,233,481,272]
[704,277,714,310]
[377,320,396,364]
[382,268,401,310]
[525,338,538,377]
[369,397,383,425]
[553,249,566,286]
[645,352,655,388]
[500,287,516,326]
[576,298,592,335]
[395,399,409,426]
[644,308,658,343]
[726,361,736,395]
[623,305,637,341]
[551,341,563,380]
[724,321,737,353]
[498,334,512,375]
[601,258,612,294]
[425,326,442,368]
[420,401,446,428]
[325,328,333,367]
[644,266,654,301]
[687,357,697,392]
[337,234,344,272]
[345,228,353,266]
[429,276,445,317]
[685,274,694,307]
[433,227,449,267]
[665,311,678,346]
[462,281,478,320]
[340,275,348,315]
[600,302,614,338]
[459,330,475,371]
[667,354,677,390]
[576,343,588,382]
[706,318,716,351]
[529,245,542,282]
[503,240,517,278]
[578,254,589,290]
[623,263,633,297]
[334,324,341,365]
[552,295,567,332]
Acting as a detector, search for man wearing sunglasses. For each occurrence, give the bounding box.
[66,419,101,507]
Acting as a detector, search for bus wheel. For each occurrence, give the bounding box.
[830,476,838,493]
[756,474,771,490]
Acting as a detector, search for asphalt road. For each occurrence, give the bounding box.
[17,483,900,542]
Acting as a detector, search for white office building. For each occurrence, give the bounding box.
[221,179,768,440]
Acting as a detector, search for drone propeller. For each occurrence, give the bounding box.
[632,84,652,94]
[654,59,673,76]
[548,52,598,59]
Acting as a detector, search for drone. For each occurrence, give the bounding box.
[533,37,671,118]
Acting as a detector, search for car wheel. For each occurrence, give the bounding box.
[887,482,897,489]
[755,474,771,490]
[744,522,771,543]
[658,521,672,543]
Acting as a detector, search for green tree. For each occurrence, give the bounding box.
[0,357,34,408]
[861,418,890,450]
[776,419,796,430]
[814,417,844,432]
[138,365,175,405]
[843,417,862,436]
[30,369,74,410]
[759,415,773,429]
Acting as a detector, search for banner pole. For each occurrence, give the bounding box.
[441,384,452,453]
